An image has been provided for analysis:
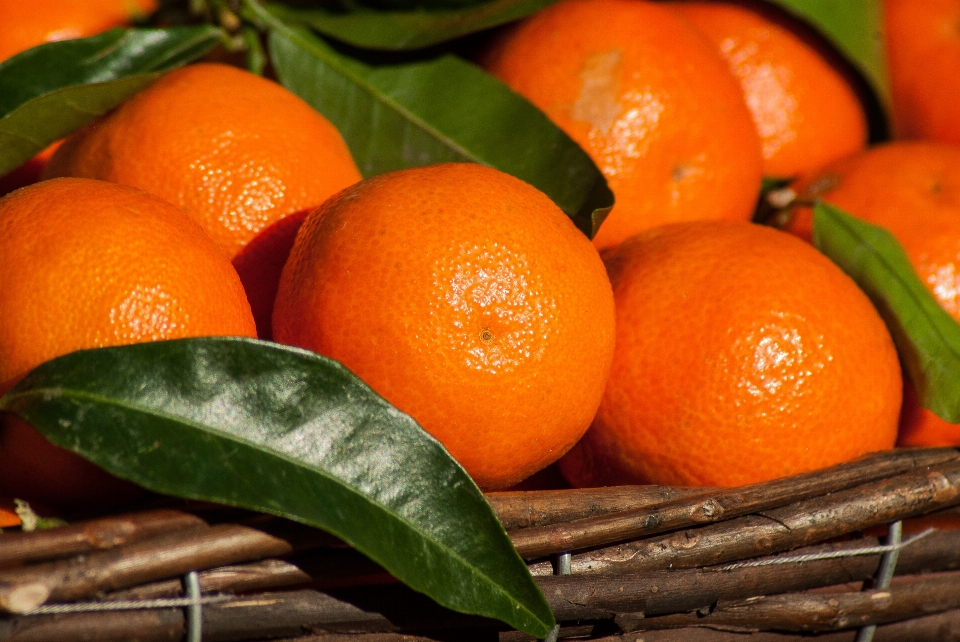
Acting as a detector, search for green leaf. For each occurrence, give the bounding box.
[0,337,555,637]
[812,203,960,422]
[0,26,222,177]
[262,0,560,51]
[766,0,889,123]
[252,8,611,238]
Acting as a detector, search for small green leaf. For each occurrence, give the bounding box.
[262,0,560,51]
[0,26,222,176]
[766,0,889,123]
[0,337,555,637]
[812,203,960,422]
[253,8,611,238]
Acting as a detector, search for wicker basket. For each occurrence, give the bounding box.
[3,446,960,642]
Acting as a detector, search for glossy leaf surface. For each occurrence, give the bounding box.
[0,26,221,176]
[0,337,555,637]
[261,15,612,238]
[813,203,960,422]
[262,0,559,51]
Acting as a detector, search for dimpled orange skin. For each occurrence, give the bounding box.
[480,0,763,252]
[784,141,960,447]
[44,63,362,261]
[885,0,960,145]
[674,1,867,179]
[0,178,257,510]
[559,221,901,488]
[272,163,616,490]
[0,0,157,62]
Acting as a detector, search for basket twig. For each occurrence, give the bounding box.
[511,448,959,559]
[528,457,960,575]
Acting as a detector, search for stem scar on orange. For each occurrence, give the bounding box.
[272,163,617,491]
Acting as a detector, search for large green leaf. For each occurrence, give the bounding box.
[0,337,555,637]
[0,26,222,177]
[767,0,889,119]
[252,6,611,238]
[262,0,559,51]
[812,203,960,422]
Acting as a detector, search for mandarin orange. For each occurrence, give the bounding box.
[480,0,763,251]
[272,163,616,490]
[559,220,901,488]
[783,141,960,447]
[43,63,362,338]
[674,0,868,179]
[0,177,257,510]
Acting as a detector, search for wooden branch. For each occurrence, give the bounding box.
[487,485,710,530]
[619,571,960,633]
[105,558,311,600]
[572,609,960,641]
[510,447,959,559]
[0,509,207,567]
[0,588,490,642]
[6,565,960,642]
[534,528,960,621]
[0,524,293,612]
[528,458,960,575]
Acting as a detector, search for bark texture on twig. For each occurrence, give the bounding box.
[105,558,311,600]
[533,528,960,621]
[0,588,494,642]
[487,485,710,530]
[529,459,960,575]
[618,571,960,633]
[0,510,207,567]
[0,524,293,612]
[511,448,959,559]
[585,608,960,641]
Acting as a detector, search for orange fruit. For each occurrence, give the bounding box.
[44,62,362,338]
[0,177,257,511]
[782,141,960,447]
[559,220,901,488]
[885,0,960,144]
[0,0,157,63]
[673,0,868,179]
[272,163,616,490]
[479,0,763,252]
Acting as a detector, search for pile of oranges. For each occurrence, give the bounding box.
[1,0,960,513]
